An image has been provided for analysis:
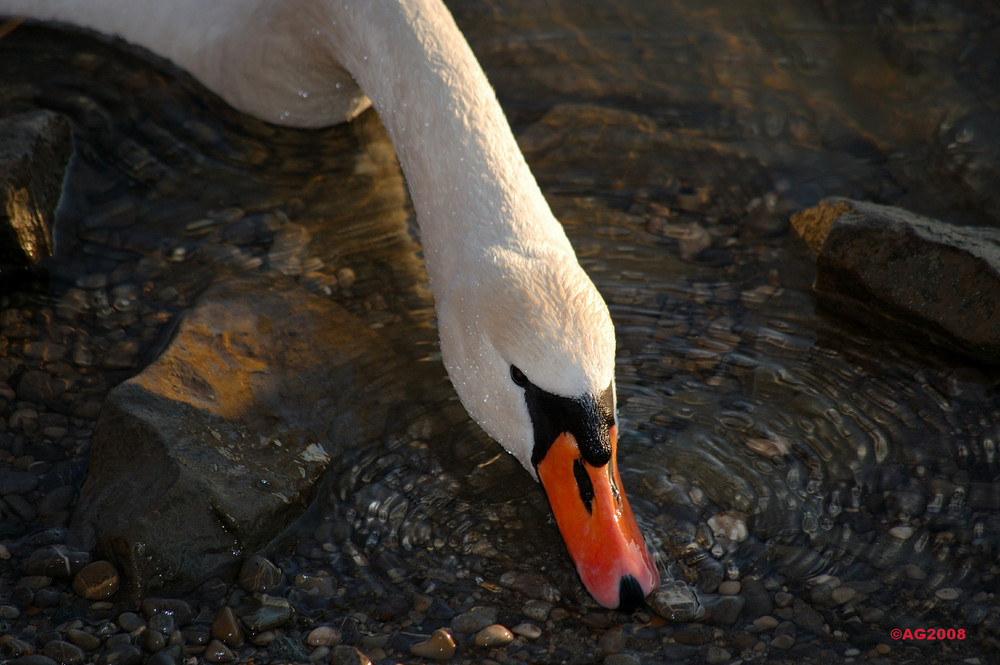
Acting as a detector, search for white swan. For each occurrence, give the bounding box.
[2,0,660,610]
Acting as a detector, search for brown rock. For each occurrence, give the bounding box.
[0,110,73,270]
[792,197,1000,362]
[70,273,400,595]
[72,561,120,600]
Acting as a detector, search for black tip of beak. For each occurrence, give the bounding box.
[617,574,645,613]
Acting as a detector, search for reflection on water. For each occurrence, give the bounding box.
[3,0,1000,655]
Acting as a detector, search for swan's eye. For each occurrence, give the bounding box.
[510,365,529,387]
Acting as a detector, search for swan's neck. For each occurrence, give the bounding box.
[319,0,574,288]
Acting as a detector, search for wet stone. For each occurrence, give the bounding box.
[268,636,309,662]
[451,605,499,633]
[203,639,234,663]
[99,644,143,665]
[771,633,796,649]
[238,554,282,593]
[210,606,244,648]
[705,646,732,664]
[306,626,341,647]
[72,561,119,600]
[521,599,552,622]
[143,629,166,653]
[9,656,59,665]
[42,640,85,665]
[474,624,514,648]
[237,596,292,632]
[603,654,640,665]
[648,580,703,622]
[708,594,745,626]
[65,629,101,651]
[511,622,541,640]
[410,629,456,660]
[935,587,960,601]
[0,470,39,494]
[140,598,195,625]
[25,546,91,578]
[118,612,147,633]
[330,645,373,665]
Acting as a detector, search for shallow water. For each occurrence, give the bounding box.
[3,0,1000,660]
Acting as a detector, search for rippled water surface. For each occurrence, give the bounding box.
[3,0,1000,660]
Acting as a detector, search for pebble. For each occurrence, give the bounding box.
[752,615,779,631]
[72,561,119,600]
[521,599,552,622]
[831,586,856,605]
[305,626,341,647]
[603,654,640,665]
[771,633,796,649]
[211,606,244,647]
[66,628,101,651]
[118,612,147,633]
[451,605,498,633]
[474,624,514,648]
[330,645,373,665]
[935,587,960,601]
[140,598,195,625]
[25,546,90,578]
[718,579,741,595]
[42,640,85,665]
[203,639,234,663]
[0,470,40,495]
[649,580,702,622]
[237,596,291,632]
[410,629,456,660]
[705,646,732,664]
[511,622,541,640]
[238,555,282,593]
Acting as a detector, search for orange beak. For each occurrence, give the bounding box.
[536,424,660,610]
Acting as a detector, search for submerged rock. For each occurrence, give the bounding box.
[71,273,396,595]
[0,110,73,272]
[791,197,1000,362]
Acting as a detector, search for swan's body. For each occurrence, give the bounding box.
[2,0,660,609]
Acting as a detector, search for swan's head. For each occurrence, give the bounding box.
[435,246,660,611]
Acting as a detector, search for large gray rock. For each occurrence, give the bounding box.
[0,110,73,271]
[791,197,1000,362]
[72,273,396,595]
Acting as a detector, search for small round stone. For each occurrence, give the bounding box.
[306,626,341,647]
[474,624,514,648]
[42,640,85,665]
[935,587,960,601]
[211,606,244,648]
[65,629,100,651]
[831,586,856,605]
[718,580,741,595]
[72,561,119,600]
[410,629,456,660]
[238,555,282,593]
[511,622,542,640]
[203,639,235,663]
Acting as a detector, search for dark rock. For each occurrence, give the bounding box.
[268,636,310,662]
[0,110,73,272]
[140,598,195,625]
[238,555,281,593]
[791,197,1000,362]
[25,545,91,578]
[42,640,85,665]
[0,470,40,495]
[236,596,292,632]
[70,274,397,595]
[210,606,243,648]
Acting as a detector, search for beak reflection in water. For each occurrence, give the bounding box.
[536,425,660,611]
